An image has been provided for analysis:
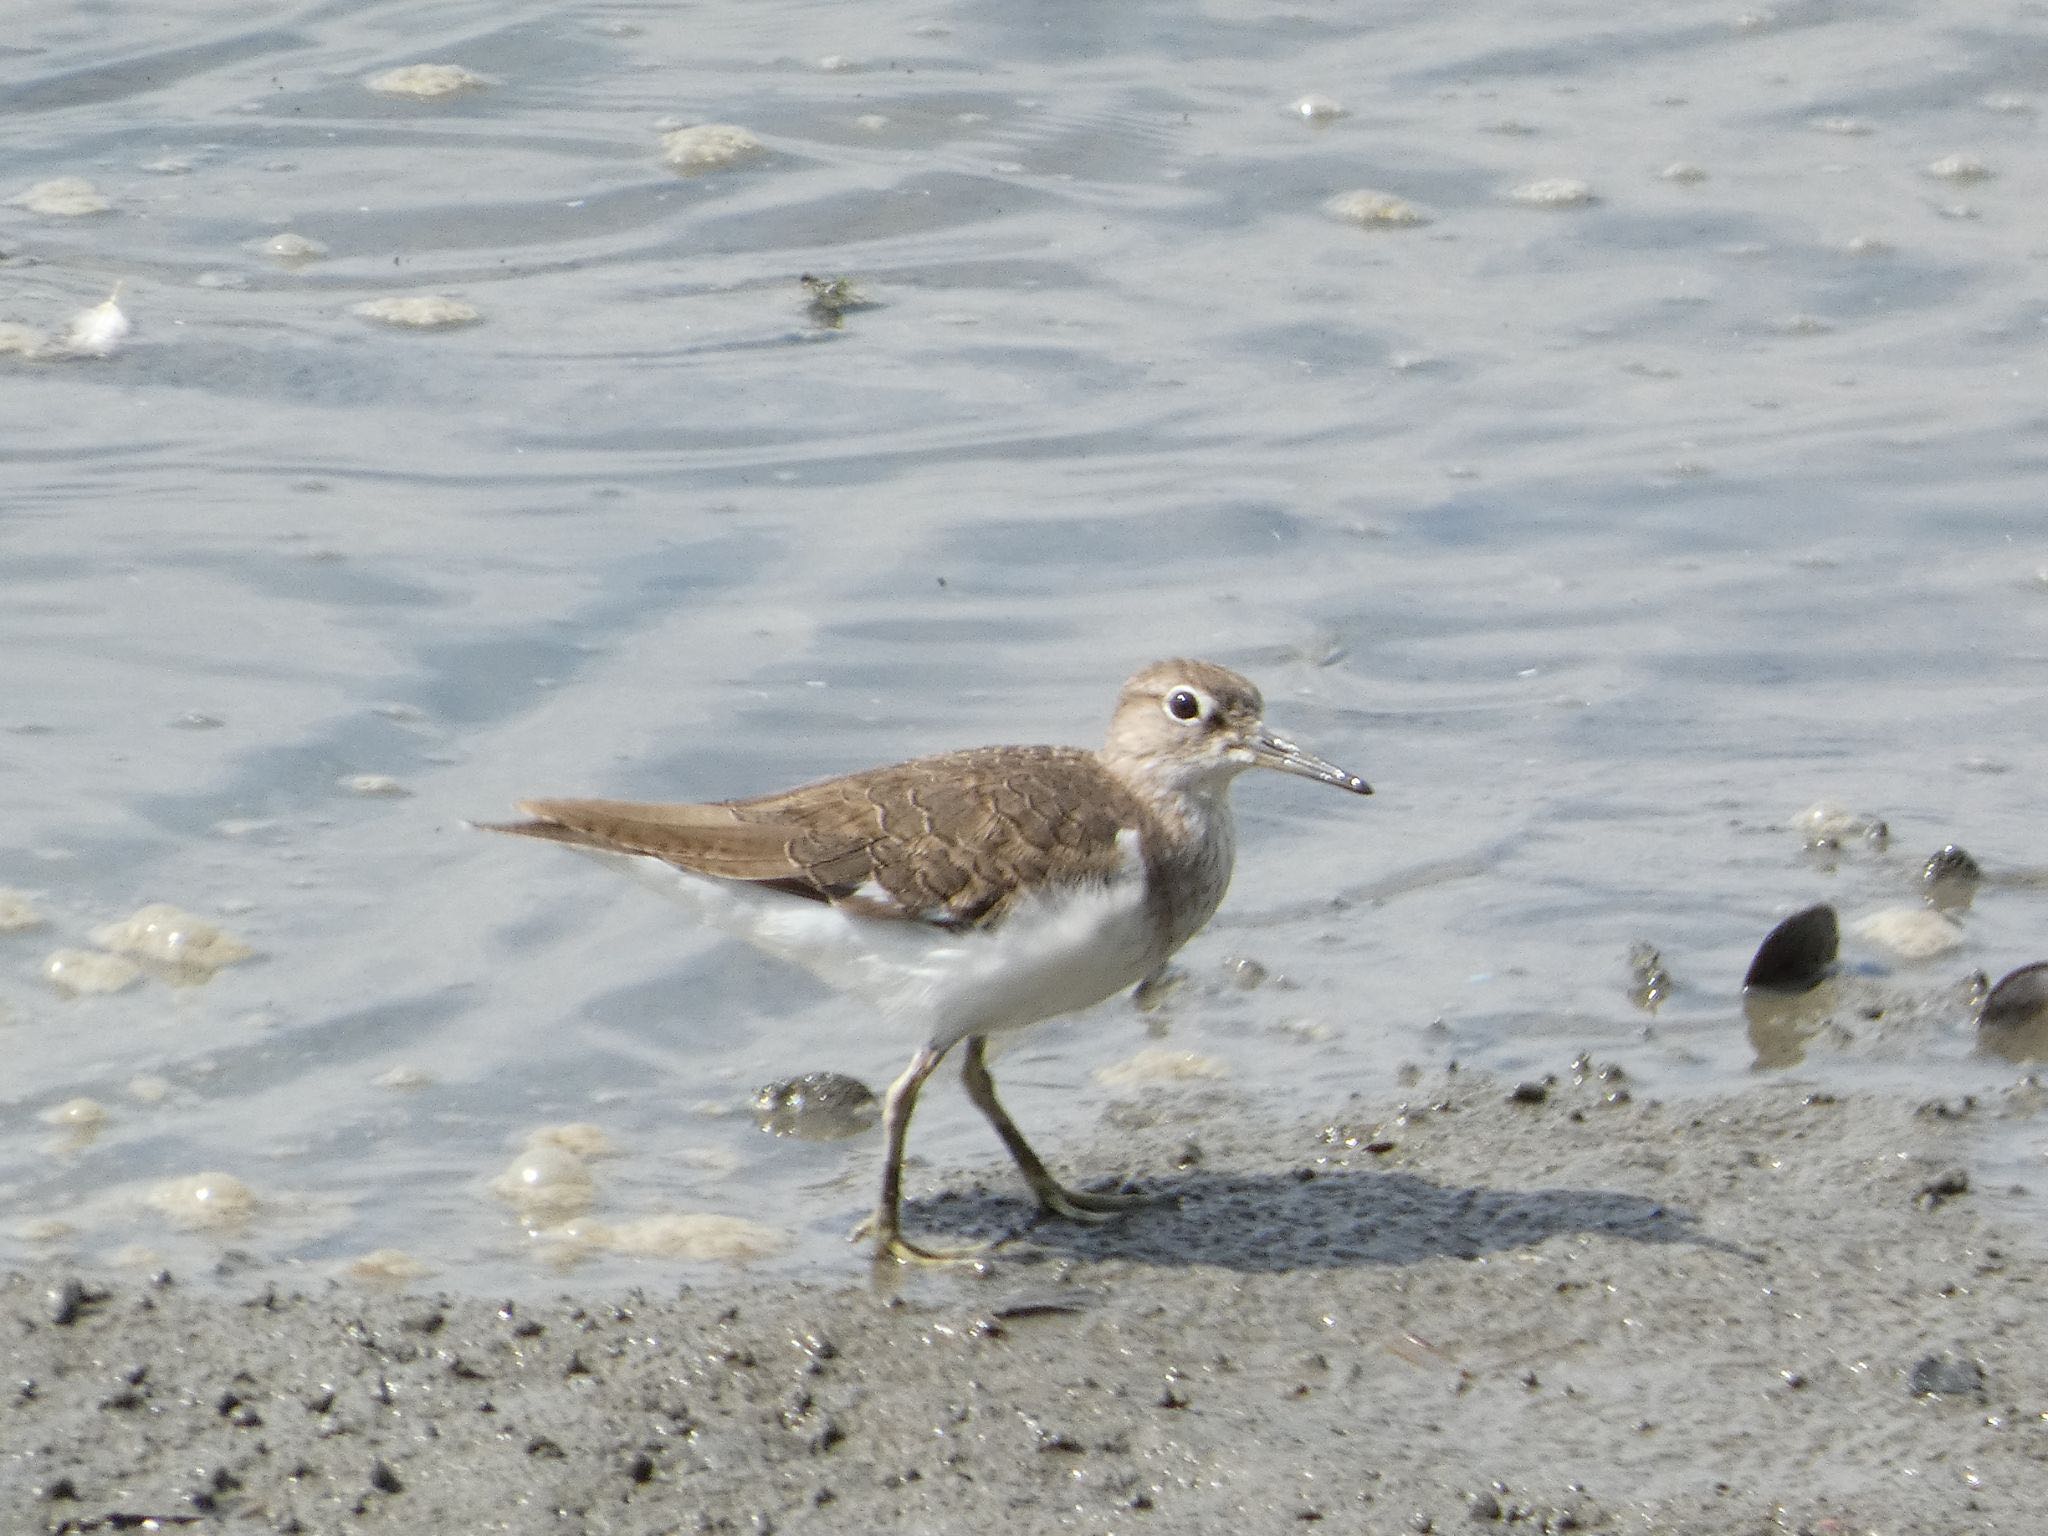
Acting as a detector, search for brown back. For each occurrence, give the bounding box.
[494,745,1153,931]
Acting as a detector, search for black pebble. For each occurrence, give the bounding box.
[1908,1353,1986,1399]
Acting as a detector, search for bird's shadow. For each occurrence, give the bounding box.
[905,1165,1741,1272]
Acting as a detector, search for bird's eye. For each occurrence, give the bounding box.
[1165,688,1204,722]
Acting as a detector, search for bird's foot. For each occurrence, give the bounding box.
[849,1214,992,1266]
[1033,1181,1159,1224]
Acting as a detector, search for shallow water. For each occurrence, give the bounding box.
[4,0,2046,1287]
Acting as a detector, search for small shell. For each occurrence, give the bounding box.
[1981,962,2048,1031]
[1743,903,1837,990]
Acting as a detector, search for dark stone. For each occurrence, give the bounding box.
[1909,1353,1986,1399]
[1917,1168,1970,1208]
[45,1277,100,1326]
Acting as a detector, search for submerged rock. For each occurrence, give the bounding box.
[801,273,877,328]
[1921,845,1981,912]
[754,1072,879,1140]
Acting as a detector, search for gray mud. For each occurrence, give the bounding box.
[8,1068,2045,1534]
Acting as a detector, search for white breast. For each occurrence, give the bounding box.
[572,831,1163,1050]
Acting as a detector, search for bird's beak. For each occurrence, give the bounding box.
[1249,728,1372,796]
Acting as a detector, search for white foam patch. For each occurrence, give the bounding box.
[490,1143,596,1220]
[1096,1048,1228,1087]
[147,1172,257,1228]
[352,297,481,329]
[9,177,111,216]
[347,1248,437,1282]
[0,889,44,931]
[92,903,253,976]
[1510,178,1596,207]
[44,949,141,995]
[1324,190,1430,227]
[541,1212,788,1264]
[660,124,765,174]
[1927,153,1991,182]
[339,772,411,796]
[39,1097,107,1133]
[527,1122,616,1159]
[60,292,130,357]
[249,232,327,264]
[365,64,490,99]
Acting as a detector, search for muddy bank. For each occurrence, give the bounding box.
[7,1067,2044,1534]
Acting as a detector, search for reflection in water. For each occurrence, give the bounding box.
[1744,981,1845,1072]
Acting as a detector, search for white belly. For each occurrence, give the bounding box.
[574,837,1161,1050]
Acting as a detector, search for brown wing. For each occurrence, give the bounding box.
[485,745,1149,931]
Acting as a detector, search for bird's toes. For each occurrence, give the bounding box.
[1037,1183,1157,1222]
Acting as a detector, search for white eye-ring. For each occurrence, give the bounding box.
[1163,686,1208,723]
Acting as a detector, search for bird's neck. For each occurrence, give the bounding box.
[1135,778,1239,956]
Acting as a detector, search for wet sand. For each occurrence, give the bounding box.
[9,1064,2043,1533]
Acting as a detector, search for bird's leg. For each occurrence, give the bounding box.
[851,1041,987,1264]
[959,1035,1153,1222]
